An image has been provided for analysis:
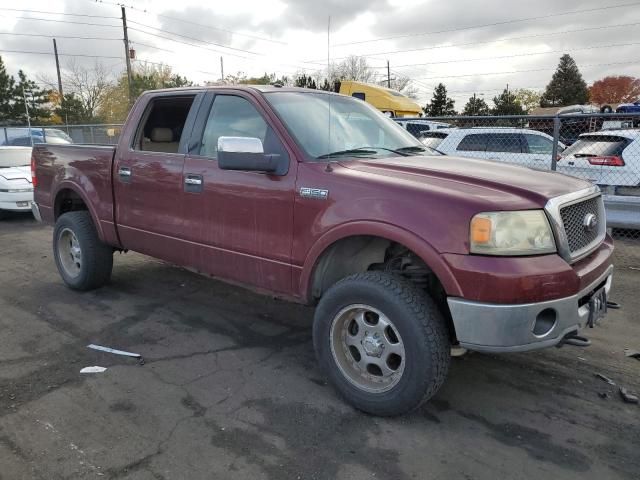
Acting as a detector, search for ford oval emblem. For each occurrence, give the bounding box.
[583,213,598,232]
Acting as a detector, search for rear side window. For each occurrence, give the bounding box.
[420,132,448,149]
[562,135,630,157]
[486,134,523,153]
[524,134,553,154]
[457,134,489,151]
[134,95,195,153]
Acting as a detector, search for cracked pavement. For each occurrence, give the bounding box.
[1,214,639,480]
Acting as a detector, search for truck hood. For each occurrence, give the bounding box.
[339,155,591,207]
[0,166,32,183]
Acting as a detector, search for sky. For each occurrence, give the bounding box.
[0,0,639,108]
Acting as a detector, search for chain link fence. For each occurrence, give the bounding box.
[1,124,123,146]
[397,113,640,267]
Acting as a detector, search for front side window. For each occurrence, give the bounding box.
[525,134,553,154]
[199,95,287,160]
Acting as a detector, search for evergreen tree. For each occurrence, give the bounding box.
[318,78,332,91]
[462,95,490,116]
[491,88,526,115]
[12,70,52,123]
[0,56,16,122]
[294,74,317,89]
[55,93,90,124]
[423,83,456,116]
[540,54,589,107]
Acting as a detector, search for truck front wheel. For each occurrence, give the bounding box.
[313,271,450,416]
[53,211,113,291]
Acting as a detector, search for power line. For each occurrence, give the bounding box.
[0,7,120,19]
[381,41,640,69]
[414,60,637,81]
[127,20,262,56]
[308,21,640,63]
[0,15,120,27]
[0,32,122,41]
[0,49,121,59]
[81,0,285,45]
[332,1,640,46]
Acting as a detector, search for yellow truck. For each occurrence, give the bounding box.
[338,80,422,117]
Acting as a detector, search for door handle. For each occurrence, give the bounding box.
[184,174,203,193]
[118,166,131,183]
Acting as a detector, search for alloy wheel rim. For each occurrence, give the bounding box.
[330,304,405,393]
[57,228,82,278]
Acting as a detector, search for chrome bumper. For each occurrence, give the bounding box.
[31,201,42,222]
[447,265,614,353]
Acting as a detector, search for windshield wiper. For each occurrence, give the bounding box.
[316,148,379,159]
[394,146,427,154]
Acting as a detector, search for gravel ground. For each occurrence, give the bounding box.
[1,213,639,480]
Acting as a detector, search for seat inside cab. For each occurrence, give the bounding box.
[135,96,195,154]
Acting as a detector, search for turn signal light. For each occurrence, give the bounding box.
[587,156,625,166]
[471,217,492,244]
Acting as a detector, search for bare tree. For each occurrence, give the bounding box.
[334,55,375,83]
[62,60,114,119]
[387,75,419,99]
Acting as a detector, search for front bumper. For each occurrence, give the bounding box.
[447,265,613,353]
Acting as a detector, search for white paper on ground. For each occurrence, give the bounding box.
[80,366,107,374]
[87,344,141,358]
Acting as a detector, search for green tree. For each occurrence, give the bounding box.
[55,93,90,123]
[513,88,542,113]
[12,70,52,124]
[491,88,526,115]
[462,95,490,116]
[540,54,589,107]
[0,56,15,122]
[295,74,317,89]
[423,83,456,116]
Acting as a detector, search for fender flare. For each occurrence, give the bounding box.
[298,220,463,301]
[52,181,106,242]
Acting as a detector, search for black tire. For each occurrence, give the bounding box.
[313,271,450,416]
[53,211,113,291]
[600,105,613,114]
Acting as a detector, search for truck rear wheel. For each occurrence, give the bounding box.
[53,211,113,291]
[313,271,450,416]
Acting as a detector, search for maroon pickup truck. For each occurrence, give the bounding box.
[32,86,614,416]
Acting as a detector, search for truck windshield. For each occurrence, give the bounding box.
[265,91,426,160]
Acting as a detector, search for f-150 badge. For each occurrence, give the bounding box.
[299,187,329,200]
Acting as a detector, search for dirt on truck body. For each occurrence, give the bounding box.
[32,85,613,416]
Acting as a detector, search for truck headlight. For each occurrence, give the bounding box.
[470,210,556,256]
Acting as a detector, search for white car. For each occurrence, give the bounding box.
[558,129,640,188]
[419,128,562,169]
[0,147,34,218]
[394,119,452,138]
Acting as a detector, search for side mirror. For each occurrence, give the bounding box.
[217,136,284,174]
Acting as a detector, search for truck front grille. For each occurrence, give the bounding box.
[559,196,602,254]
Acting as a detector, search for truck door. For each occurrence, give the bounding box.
[181,91,296,294]
[113,93,202,263]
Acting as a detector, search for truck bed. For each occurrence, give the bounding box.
[33,143,119,246]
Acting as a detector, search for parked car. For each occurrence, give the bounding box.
[394,118,452,138]
[0,146,34,218]
[1,128,72,146]
[419,128,564,168]
[559,130,640,187]
[33,86,613,416]
[615,101,640,114]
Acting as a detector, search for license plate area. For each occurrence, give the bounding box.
[586,285,607,328]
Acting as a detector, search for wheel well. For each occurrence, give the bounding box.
[310,235,457,342]
[54,189,88,220]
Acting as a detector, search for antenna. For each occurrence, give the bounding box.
[327,15,332,164]
[22,88,33,147]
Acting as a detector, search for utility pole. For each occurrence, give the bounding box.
[387,60,391,88]
[121,6,133,106]
[220,56,224,82]
[52,39,63,99]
